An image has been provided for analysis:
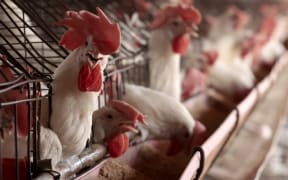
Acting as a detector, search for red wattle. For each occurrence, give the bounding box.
[172,33,190,55]
[107,133,129,158]
[78,62,102,92]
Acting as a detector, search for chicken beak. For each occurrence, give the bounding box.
[192,24,199,31]
[190,31,199,38]
[86,52,103,67]
[184,24,199,38]
[118,121,138,134]
[137,114,146,125]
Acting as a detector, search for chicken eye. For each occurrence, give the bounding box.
[106,114,113,119]
[184,132,190,138]
[172,20,180,27]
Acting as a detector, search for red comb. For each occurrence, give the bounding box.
[151,5,201,29]
[110,100,144,124]
[58,7,120,54]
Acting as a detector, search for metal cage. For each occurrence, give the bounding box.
[0,0,151,179]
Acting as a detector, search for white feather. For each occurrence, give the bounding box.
[259,16,288,62]
[40,39,107,158]
[149,29,181,101]
[208,59,255,97]
[122,84,195,141]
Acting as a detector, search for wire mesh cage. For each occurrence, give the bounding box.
[11,0,150,84]
[0,53,53,179]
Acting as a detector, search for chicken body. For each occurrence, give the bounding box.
[212,33,250,64]
[40,7,121,158]
[202,21,256,101]
[182,33,255,101]
[148,4,201,101]
[122,84,195,145]
[149,29,182,100]
[41,43,106,158]
[91,100,144,157]
[39,126,62,168]
[208,58,255,101]
[258,16,288,63]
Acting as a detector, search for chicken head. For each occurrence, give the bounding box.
[57,7,120,93]
[151,4,201,55]
[92,100,144,157]
[227,5,250,31]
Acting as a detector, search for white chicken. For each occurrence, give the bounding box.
[207,58,255,102]
[204,5,252,64]
[257,15,288,65]
[0,59,62,169]
[92,100,144,157]
[182,43,255,102]
[240,5,285,78]
[208,52,256,103]
[181,49,218,100]
[182,44,255,103]
[148,4,201,100]
[106,75,207,156]
[40,7,121,158]
[197,7,257,102]
[1,99,144,179]
[123,84,207,155]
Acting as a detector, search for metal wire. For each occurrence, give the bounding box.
[13,104,19,180]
